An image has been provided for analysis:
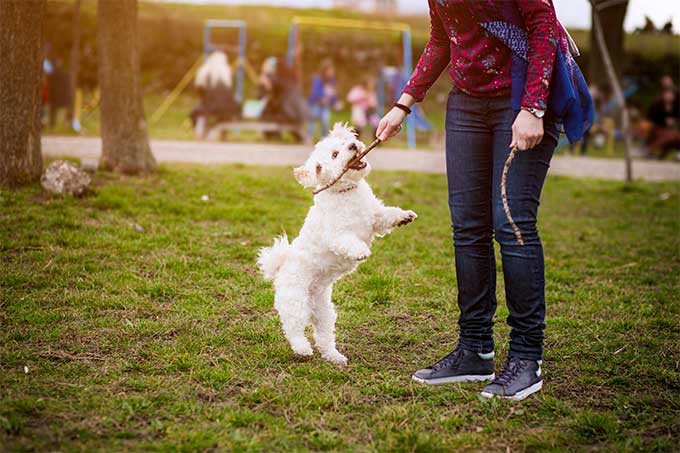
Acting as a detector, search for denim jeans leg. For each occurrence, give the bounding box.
[490,105,557,361]
[445,92,497,354]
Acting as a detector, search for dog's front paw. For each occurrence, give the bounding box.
[323,350,348,366]
[351,250,371,262]
[396,210,417,227]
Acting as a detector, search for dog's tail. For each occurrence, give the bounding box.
[257,233,291,281]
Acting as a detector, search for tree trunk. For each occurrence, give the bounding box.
[97,0,156,174]
[589,0,628,86]
[0,0,46,189]
[68,0,82,123]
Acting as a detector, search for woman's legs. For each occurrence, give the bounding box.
[489,104,557,361]
[308,104,320,138]
[320,106,331,136]
[445,92,497,354]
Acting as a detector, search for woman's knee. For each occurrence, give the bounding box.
[492,201,540,246]
[452,222,493,247]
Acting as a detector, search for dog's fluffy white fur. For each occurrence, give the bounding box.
[257,123,416,365]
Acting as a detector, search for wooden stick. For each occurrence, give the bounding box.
[501,146,525,246]
[313,138,382,195]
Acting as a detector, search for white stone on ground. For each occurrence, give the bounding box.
[41,160,91,196]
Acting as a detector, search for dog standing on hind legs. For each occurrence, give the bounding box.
[257,123,417,365]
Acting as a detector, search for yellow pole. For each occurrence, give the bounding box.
[292,16,410,33]
[150,55,204,125]
[241,57,259,85]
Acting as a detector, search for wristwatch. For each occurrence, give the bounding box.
[522,107,545,119]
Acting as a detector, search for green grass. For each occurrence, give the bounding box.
[1,163,679,451]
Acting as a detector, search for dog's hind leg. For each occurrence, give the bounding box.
[311,285,347,365]
[275,287,313,357]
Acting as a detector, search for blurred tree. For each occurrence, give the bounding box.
[68,0,81,124]
[589,0,629,86]
[97,0,156,174]
[0,0,46,189]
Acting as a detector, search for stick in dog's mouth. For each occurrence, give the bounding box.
[313,138,381,195]
[348,158,367,170]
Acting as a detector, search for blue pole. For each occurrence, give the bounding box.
[376,67,385,117]
[236,24,246,103]
[402,29,416,149]
[203,24,211,55]
[286,23,297,67]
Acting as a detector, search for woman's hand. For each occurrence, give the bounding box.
[511,109,544,150]
[376,107,407,141]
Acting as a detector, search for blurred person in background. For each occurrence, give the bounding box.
[258,56,281,140]
[346,76,378,138]
[190,51,240,138]
[307,58,340,138]
[645,75,680,160]
[260,57,308,142]
[258,56,278,101]
[47,59,73,129]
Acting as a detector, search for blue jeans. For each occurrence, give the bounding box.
[445,89,557,361]
[308,103,331,138]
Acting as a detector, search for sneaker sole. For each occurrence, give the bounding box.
[412,373,495,385]
[480,380,543,401]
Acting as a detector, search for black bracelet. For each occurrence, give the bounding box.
[393,103,412,115]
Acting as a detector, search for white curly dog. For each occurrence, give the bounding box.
[257,124,417,365]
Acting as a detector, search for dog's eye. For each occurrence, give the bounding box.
[331,150,339,159]
[348,143,358,152]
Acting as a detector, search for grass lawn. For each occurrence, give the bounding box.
[1,163,679,451]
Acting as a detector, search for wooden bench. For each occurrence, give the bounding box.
[206,121,309,143]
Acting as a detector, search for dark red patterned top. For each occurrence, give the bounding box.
[402,0,559,110]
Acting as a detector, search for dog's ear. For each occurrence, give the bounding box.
[330,122,355,139]
[293,164,318,188]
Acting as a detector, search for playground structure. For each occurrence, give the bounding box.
[285,16,424,149]
[149,19,308,142]
[75,15,432,147]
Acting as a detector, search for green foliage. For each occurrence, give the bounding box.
[1,164,678,450]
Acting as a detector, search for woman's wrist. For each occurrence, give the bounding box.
[393,103,412,115]
[397,93,416,109]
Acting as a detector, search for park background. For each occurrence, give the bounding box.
[41,0,680,148]
[2,0,679,451]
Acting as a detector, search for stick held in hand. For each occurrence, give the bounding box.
[501,146,525,246]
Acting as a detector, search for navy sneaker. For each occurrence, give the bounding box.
[480,357,543,401]
[412,347,495,385]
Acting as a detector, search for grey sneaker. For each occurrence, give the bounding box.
[480,357,543,401]
[412,347,495,385]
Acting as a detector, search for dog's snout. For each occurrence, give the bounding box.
[348,143,358,152]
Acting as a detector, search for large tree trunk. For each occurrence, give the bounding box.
[0,0,46,189]
[589,0,628,86]
[97,0,156,174]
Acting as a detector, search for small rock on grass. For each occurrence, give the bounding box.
[41,160,90,196]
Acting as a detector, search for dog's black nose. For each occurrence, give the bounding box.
[348,143,358,152]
